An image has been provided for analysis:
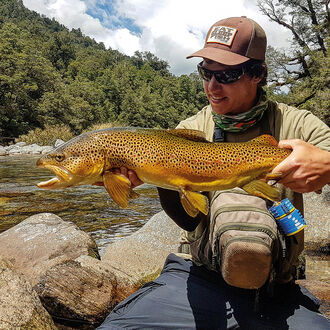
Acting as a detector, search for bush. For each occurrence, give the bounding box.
[16,124,74,146]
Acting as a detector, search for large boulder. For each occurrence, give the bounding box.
[303,185,330,251]
[34,255,140,325]
[102,210,181,284]
[0,213,99,286]
[0,257,56,329]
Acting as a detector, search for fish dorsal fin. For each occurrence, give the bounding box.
[248,134,278,146]
[167,129,208,142]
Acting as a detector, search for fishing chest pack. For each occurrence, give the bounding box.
[186,187,304,290]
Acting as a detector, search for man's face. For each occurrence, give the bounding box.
[201,59,261,115]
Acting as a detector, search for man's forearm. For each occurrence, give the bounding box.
[157,188,202,231]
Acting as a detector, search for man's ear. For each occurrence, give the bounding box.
[250,74,264,86]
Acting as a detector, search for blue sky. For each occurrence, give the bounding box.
[22,0,292,75]
[85,1,142,34]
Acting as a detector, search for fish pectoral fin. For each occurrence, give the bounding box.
[242,179,280,201]
[103,171,132,208]
[180,193,199,218]
[167,129,208,142]
[248,134,278,146]
[180,189,209,217]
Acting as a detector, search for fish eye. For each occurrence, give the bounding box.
[54,154,65,162]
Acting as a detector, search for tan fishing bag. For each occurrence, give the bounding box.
[184,188,304,290]
[208,188,279,289]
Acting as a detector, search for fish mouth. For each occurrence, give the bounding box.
[37,164,73,189]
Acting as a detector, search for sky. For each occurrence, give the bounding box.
[22,0,292,76]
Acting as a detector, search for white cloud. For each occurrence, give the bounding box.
[22,0,292,75]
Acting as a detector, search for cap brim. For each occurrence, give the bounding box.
[186,48,249,66]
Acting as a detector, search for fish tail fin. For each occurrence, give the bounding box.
[180,189,209,217]
[242,179,280,201]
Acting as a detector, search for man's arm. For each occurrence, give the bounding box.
[272,139,330,193]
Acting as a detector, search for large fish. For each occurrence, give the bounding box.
[36,127,290,217]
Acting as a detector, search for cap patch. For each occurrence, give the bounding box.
[207,26,237,46]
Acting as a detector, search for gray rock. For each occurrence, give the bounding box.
[303,185,330,250]
[29,143,43,154]
[0,213,99,286]
[54,139,65,147]
[8,147,21,155]
[102,210,181,284]
[0,257,56,329]
[15,141,27,147]
[0,146,7,156]
[41,146,54,154]
[5,144,18,151]
[34,256,138,325]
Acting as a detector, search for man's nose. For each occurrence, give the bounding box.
[208,75,222,91]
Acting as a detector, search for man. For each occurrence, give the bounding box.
[99,17,330,329]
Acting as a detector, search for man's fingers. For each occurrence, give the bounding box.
[271,156,296,177]
[277,139,299,149]
[128,170,144,188]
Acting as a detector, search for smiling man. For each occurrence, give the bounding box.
[98,16,330,329]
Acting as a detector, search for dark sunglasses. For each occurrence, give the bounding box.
[197,62,245,84]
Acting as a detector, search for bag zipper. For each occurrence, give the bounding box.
[214,222,277,241]
[210,204,276,240]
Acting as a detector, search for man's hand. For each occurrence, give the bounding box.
[113,167,144,188]
[272,139,330,193]
[93,167,144,188]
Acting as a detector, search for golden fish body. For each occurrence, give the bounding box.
[37,127,290,217]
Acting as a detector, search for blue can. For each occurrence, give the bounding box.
[269,198,306,236]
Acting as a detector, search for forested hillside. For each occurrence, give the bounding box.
[0,0,207,138]
[0,0,328,140]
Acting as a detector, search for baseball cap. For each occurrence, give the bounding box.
[187,16,267,65]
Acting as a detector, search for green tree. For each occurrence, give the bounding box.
[258,0,329,125]
[0,22,61,137]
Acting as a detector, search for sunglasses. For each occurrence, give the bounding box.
[197,62,245,84]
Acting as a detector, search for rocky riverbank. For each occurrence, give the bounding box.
[0,189,329,328]
[0,140,65,156]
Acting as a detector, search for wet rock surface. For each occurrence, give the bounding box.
[0,257,56,329]
[0,213,100,286]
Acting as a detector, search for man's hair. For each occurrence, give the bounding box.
[242,59,267,87]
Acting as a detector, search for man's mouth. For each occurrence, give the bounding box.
[210,96,226,103]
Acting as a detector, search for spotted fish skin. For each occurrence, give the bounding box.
[36,127,290,217]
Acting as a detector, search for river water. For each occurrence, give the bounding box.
[0,155,162,253]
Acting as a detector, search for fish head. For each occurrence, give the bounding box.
[36,133,105,189]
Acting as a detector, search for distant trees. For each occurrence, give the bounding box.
[259,0,329,125]
[0,0,207,138]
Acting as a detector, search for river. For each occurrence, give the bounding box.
[0,155,162,253]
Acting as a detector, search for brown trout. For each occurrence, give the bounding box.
[36,127,290,217]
